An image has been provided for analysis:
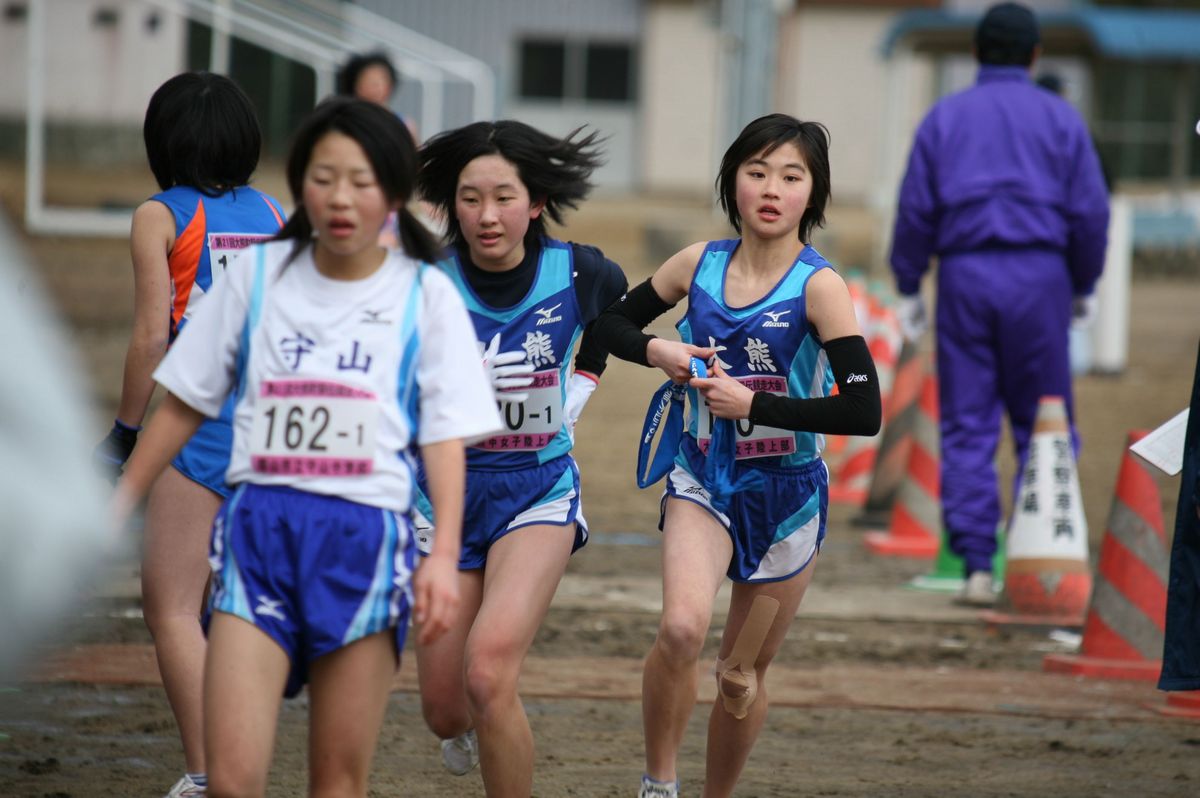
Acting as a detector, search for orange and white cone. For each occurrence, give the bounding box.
[828,277,889,504]
[851,342,925,528]
[1155,691,1200,718]
[863,370,940,559]
[1044,430,1169,679]
[984,396,1091,627]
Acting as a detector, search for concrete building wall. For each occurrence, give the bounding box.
[777,6,917,206]
[0,0,182,121]
[355,0,642,189]
[639,1,721,195]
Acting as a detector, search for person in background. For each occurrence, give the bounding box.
[92,71,286,798]
[889,2,1110,606]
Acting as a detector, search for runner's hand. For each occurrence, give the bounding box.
[92,419,139,485]
[481,333,534,405]
[413,551,460,646]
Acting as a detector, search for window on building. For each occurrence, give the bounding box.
[519,41,566,99]
[1092,61,1198,182]
[517,38,635,103]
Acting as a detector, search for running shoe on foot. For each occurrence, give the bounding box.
[164,773,206,797]
[440,729,479,776]
[638,774,679,798]
[956,571,997,607]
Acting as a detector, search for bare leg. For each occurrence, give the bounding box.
[141,466,223,774]
[203,613,288,798]
[700,566,816,798]
[465,523,574,798]
[308,630,397,798]
[416,567,484,739]
[643,499,731,784]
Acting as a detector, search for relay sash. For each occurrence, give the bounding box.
[636,379,764,511]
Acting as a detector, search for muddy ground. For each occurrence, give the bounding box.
[2,161,1200,796]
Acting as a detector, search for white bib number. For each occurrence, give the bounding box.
[476,368,562,451]
[208,233,273,276]
[249,379,378,476]
[697,374,795,459]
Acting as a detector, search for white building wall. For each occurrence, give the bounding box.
[777,6,917,207]
[0,0,182,122]
[639,1,721,195]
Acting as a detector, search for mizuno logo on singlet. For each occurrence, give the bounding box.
[255,596,287,621]
[535,303,563,325]
[360,309,391,325]
[761,310,791,328]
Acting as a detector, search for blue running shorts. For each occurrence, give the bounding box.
[207,483,415,697]
[413,454,587,569]
[663,435,828,583]
[172,394,236,497]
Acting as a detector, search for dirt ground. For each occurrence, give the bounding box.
[3,160,1200,797]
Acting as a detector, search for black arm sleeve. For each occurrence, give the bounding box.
[747,335,882,435]
[589,278,677,367]
[571,243,629,376]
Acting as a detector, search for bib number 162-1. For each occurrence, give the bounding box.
[249,379,378,476]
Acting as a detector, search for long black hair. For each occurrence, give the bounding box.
[417,120,604,251]
[276,96,438,263]
[715,113,831,244]
[143,71,261,195]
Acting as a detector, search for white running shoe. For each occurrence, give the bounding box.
[956,571,998,608]
[164,773,206,797]
[638,774,679,798]
[440,729,479,776]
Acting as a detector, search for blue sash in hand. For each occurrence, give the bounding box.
[703,417,764,514]
[636,379,765,514]
[636,380,686,489]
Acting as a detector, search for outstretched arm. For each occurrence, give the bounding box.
[590,242,715,381]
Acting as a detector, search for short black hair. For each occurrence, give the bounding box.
[276,97,438,264]
[975,2,1040,67]
[417,121,604,250]
[715,113,831,244]
[336,51,399,97]
[142,71,261,195]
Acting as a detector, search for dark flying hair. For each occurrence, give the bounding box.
[715,113,831,244]
[417,120,604,250]
[275,96,438,264]
[143,71,261,195]
[975,2,1040,67]
[336,51,399,98]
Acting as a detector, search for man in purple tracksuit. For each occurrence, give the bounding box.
[889,2,1110,605]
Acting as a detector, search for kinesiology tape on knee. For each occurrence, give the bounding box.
[714,594,780,719]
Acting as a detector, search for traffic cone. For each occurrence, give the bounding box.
[863,371,940,559]
[828,277,891,504]
[851,341,924,528]
[984,397,1091,627]
[1154,691,1200,718]
[1044,430,1169,679]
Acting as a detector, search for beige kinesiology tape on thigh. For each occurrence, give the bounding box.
[714,594,780,720]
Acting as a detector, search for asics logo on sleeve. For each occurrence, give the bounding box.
[761,310,791,328]
[535,303,564,325]
[846,373,869,383]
